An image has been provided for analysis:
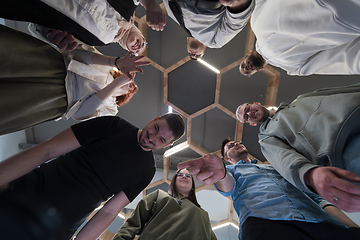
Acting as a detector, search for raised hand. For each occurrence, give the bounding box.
[305,166,360,212]
[115,52,150,78]
[47,30,78,51]
[142,0,166,31]
[177,153,226,185]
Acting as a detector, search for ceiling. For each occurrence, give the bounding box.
[5,2,360,239]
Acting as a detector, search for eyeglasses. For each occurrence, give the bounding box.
[177,172,191,178]
[226,141,242,150]
[224,141,243,157]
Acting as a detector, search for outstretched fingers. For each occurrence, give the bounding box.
[177,153,225,184]
[177,157,204,174]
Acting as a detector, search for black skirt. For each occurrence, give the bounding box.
[0,24,67,135]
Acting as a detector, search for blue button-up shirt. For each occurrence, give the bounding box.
[214,161,345,239]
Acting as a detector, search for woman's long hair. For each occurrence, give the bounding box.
[111,69,138,107]
[168,169,201,208]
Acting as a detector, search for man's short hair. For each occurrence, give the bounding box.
[189,56,198,61]
[221,137,231,158]
[157,113,185,142]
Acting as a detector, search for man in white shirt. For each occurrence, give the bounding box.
[239,0,360,76]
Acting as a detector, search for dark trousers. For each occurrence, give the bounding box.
[0,24,67,136]
[0,0,137,46]
[242,217,360,240]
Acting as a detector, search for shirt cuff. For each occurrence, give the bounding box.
[213,174,236,197]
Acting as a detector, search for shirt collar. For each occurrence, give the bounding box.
[236,159,258,165]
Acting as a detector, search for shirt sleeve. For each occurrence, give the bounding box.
[71,94,104,120]
[27,23,60,50]
[290,37,360,76]
[123,168,155,202]
[303,191,333,209]
[71,94,118,120]
[113,190,160,240]
[71,116,121,146]
[213,166,236,197]
[72,49,95,65]
[259,134,320,192]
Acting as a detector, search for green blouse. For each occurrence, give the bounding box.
[113,189,217,240]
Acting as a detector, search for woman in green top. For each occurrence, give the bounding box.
[113,168,217,240]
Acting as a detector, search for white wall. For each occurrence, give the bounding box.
[0,131,26,162]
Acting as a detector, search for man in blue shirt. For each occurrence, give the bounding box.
[178,138,360,239]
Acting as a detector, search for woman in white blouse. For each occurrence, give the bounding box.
[0,24,149,136]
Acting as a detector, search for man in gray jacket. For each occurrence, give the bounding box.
[235,84,360,212]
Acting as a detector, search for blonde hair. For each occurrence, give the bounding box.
[113,17,145,52]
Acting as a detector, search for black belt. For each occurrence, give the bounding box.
[175,0,222,10]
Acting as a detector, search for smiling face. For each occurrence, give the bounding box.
[239,52,266,77]
[223,140,248,163]
[126,33,146,55]
[138,118,175,151]
[175,169,193,197]
[236,102,269,126]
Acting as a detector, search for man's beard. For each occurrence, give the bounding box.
[189,40,199,50]
[248,54,265,70]
[258,105,270,123]
[235,149,248,160]
[138,130,149,149]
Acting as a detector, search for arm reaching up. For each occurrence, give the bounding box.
[141,0,166,31]
[0,128,80,187]
[177,153,226,185]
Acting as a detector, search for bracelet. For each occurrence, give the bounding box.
[220,161,227,180]
[114,57,121,71]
